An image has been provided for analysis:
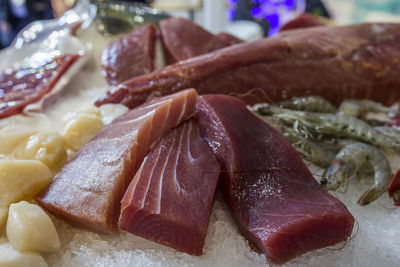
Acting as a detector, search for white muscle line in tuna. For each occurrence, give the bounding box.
[117,110,155,126]
[154,134,176,214]
[135,99,168,111]
[128,159,145,200]
[172,123,186,194]
[159,101,172,137]
[139,146,162,210]
[176,92,188,124]
[186,122,197,164]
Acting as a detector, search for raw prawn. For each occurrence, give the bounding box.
[320,142,392,206]
[257,116,336,167]
[276,96,336,113]
[338,99,391,118]
[375,126,400,141]
[258,105,400,152]
[388,168,400,206]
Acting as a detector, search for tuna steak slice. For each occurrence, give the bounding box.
[195,95,354,264]
[101,23,157,85]
[36,89,198,234]
[159,17,242,64]
[119,119,220,255]
[95,23,400,108]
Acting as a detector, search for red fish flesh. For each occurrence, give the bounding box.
[36,89,198,234]
[101,24,157,85]
[160,17,242,64]
[279,13,326,32]
[0,54,80,119]
[95,23,400,108]
[119,119,220,255]
[195,95,354,264]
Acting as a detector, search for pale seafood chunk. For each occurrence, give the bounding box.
[0,129,37,155]
[62,113,104,151]
[0,160,52,228]
[62,104,102,122]
[7,201,60,253]
[13,132,68,172]
[0,239,48,267]
[99,103,129,125]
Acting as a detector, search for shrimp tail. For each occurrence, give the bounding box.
[357,184,386,206]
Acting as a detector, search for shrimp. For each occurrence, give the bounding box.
[338,99,391,118]
[259,105,400,152]
[277,96,336,113]
[320,142,392,206]
[259,116,336,167]
[375,126,400,141]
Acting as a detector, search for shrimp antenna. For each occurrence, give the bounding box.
[229,88,273,104]
[326,219,359,251]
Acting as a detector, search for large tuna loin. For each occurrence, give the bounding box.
[96,23,400,108]
[36,89,198,234]
[195,95,354,264]
[101,23,157,85]
[119,119,220,255]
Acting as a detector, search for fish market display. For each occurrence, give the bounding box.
[36,89,198,234]
[95,23,400,109]
[195,95,354,264]
[119,120,220,255]
[2,1,400,264]
[0,54,81,119]
[159,17,242,64]
[101,24,157,85]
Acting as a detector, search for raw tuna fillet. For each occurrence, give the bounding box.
[160,17,242,64]
[195,95,354,264]
[119,119,220,255]
[36,89,198,234]
[101,24,157,85]
[279,13,326,32]
[0,54,80,119]
[212,33,243,49]
[95,23,400,108]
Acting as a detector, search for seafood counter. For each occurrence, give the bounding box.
[0,2,400,266]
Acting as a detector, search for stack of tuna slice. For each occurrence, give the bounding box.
[37,88,354,262]
[37,89,203,234]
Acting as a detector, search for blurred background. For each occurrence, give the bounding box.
[1,0,400,49]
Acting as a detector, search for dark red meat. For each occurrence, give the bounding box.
[212,33,243,50]
[195,95,354,264]
[279,13,326,32]
[160,17,242,64]
[95,23,400,108]
[101,24,157,85]
[119,119,220,255]
[36,89,198,234]
[0,54,80,119]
